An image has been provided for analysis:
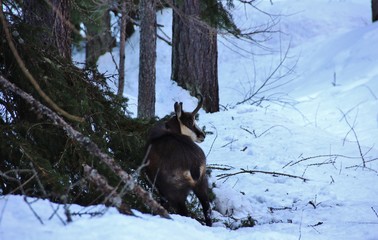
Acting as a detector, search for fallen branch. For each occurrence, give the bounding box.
[288,154,360,167]
[83,164,133,215]
[217,168,308,182]
[240,125,291,138]
[0,75,170,219]
[208,164,235,171]
[24,196,44,225]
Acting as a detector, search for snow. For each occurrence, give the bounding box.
[2,0,378,239]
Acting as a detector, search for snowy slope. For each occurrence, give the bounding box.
[2,0,378,239]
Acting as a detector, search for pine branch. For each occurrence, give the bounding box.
[0,75,170,219]
[0,7,84,122]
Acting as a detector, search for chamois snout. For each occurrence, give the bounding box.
[195,128,205,143]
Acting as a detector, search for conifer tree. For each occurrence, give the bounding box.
[138,0,157,118]
[171,0,219,113]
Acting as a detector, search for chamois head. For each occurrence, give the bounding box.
[166,95,205,143]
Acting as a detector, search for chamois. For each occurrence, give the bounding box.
[144,95,212,226]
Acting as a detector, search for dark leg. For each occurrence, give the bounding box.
[193,178,212,226]
[164,190,189,217]
[171,200,189,217]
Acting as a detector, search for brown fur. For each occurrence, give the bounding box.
[144,98,212,226]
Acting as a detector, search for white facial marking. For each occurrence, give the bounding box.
[180,124,198,142]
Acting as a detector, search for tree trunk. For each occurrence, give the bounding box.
[137,0,157,118]
[373,0,378,22]
[24,0,72,59]
[118,1,127,97]
[171,0,219,113]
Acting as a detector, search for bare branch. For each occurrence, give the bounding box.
[208,164,235,171]
[339,109,366,167]
[216,168,308,182]
[372,207,378,219]
[23,196,44,225]
[240,124,292,138]
[236,42,296,105]
[288,154,361,167]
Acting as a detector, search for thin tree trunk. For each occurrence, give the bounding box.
[171,0,219,113]
[373,0,378,22]
[137,0,157,118]
[52,0,71,59]
[118,1,127,97]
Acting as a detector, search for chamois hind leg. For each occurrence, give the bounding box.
[170,199,189,217]
[163,189,189,217]
[193,178,212,226]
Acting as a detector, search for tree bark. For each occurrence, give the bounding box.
[137,0,157,118]
[171,0,219,113]
[23,0,72,59]
[373,0,378,22]
[118,1,127,97]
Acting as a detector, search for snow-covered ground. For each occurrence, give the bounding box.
[1,0,378,239]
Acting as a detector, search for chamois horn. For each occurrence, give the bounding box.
[192,94,203,116]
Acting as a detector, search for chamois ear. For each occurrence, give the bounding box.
[174,102,182,118]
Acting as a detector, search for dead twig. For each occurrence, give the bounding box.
[221,138,238,148]
[23,196,44,225]
[206,124,218,158]
[216,168,308,182]
[339,109,366,168]
[29,162,66,225]
[236,42,296,106]
[372,207,378,219]
[241,124,291,138]
[288,154,361,167]
[208,164,235,171]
